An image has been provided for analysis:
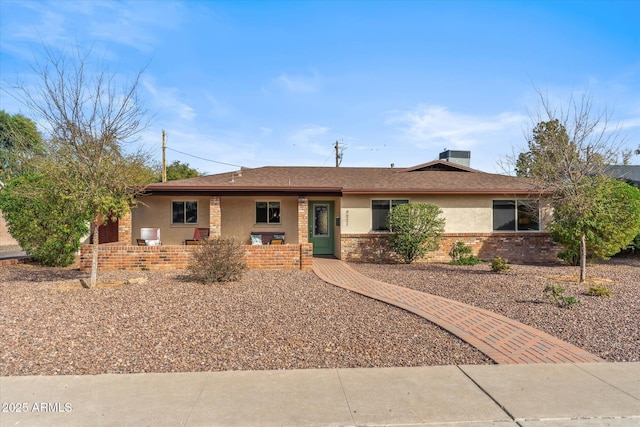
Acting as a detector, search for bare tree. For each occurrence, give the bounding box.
[515,89,626,282]
[8,47,155,287]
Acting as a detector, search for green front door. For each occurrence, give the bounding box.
[308,201,334,255]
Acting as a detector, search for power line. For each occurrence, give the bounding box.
[165,147,246,169]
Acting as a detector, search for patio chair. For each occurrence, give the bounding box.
[140,228,161,246]
[193,228,210,241]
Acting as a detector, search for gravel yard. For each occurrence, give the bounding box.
[352,257,640,363]
[1,263,490,376]
[1,257,637,376]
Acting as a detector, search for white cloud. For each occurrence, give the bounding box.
[86,1,185,53]
[387,105,527,150]
[289,124,331,156]
[273,72,320,94]
[142,78,196,121]
[0,1,184,56]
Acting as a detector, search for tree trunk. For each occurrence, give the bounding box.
[579,233,587,283]
[90,219,99,288]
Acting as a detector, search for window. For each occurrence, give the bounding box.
[256,201,280,224]
[372,199,409,231]
[172,201,198,224]
[493,200,539,231]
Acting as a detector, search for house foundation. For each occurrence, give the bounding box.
[341,232,561,264]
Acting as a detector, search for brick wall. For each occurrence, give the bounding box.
[119,212,132,244]
[297,196,308,244]
[244,243,313,270]
[209,196,221,237]
[341,233,561,264]
[80,243,313,271]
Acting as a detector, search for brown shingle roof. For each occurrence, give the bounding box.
[146,161,540,196]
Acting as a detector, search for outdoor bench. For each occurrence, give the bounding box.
[250,231,285,245]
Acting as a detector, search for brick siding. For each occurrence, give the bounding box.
[79,243,313,271]
[118,212,132,244]
[297,196,308,244]
[341,233,561,264]
[209,196,221,237]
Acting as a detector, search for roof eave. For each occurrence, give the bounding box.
[343,188,549,196]
[143,185,344,196]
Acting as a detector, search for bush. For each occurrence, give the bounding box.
[543,283,580,308]
[490,256,511,272]
[386,203,445,264]
[549,177,640,263]
[586,285,612,297]
[186,237,247,283]
[448,241,480,265]
[0,172,90,267]
[557,247,580,266]
[620,231,640,255]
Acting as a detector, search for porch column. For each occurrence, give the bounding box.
[119,211,132,244]
[209,196,221,237]
[298,196,308,244]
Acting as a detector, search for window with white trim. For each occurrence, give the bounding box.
[372,199,409,231]
[256,201,281,224]
[172,201,198,224]
[493,200,539,231]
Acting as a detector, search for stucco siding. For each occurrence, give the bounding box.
[131,196,211,245]
[132,196,302,245]
[340,194,547,234]
[221,196,298,244]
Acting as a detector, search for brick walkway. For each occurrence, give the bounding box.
[312,257,603,364]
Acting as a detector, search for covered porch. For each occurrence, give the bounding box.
[80,195,336,271]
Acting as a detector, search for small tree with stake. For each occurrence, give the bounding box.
[8,47,155,287]
[513,89,635,283]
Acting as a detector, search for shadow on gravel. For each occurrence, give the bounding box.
[1,263,89,283]
[515,299,546,305]
[379,262,509,276]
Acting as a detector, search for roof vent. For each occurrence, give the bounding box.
[439,150,470,167]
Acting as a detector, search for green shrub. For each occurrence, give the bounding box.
[0,172,90,267]
[448,241,480,265]
[586,285,612,297]
[186,236,247,283]
[543,283,580,308]
[621,231,640,255]
[490,256,511,272]
[557,247,580,266]
[386,203,445,264]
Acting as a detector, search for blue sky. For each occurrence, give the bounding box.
[1,0,639,174]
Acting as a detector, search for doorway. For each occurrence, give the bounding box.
[308,201,334,255]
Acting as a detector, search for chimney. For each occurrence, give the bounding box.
[439,150,470,167]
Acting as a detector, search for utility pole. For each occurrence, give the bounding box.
[335,140,345,167]
[162,130,167,182]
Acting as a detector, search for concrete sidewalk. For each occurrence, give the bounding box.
[2,363,639,426]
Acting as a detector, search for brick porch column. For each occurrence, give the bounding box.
[298,196,308,244]
[209,196,221,237]
[119,212,132,244]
